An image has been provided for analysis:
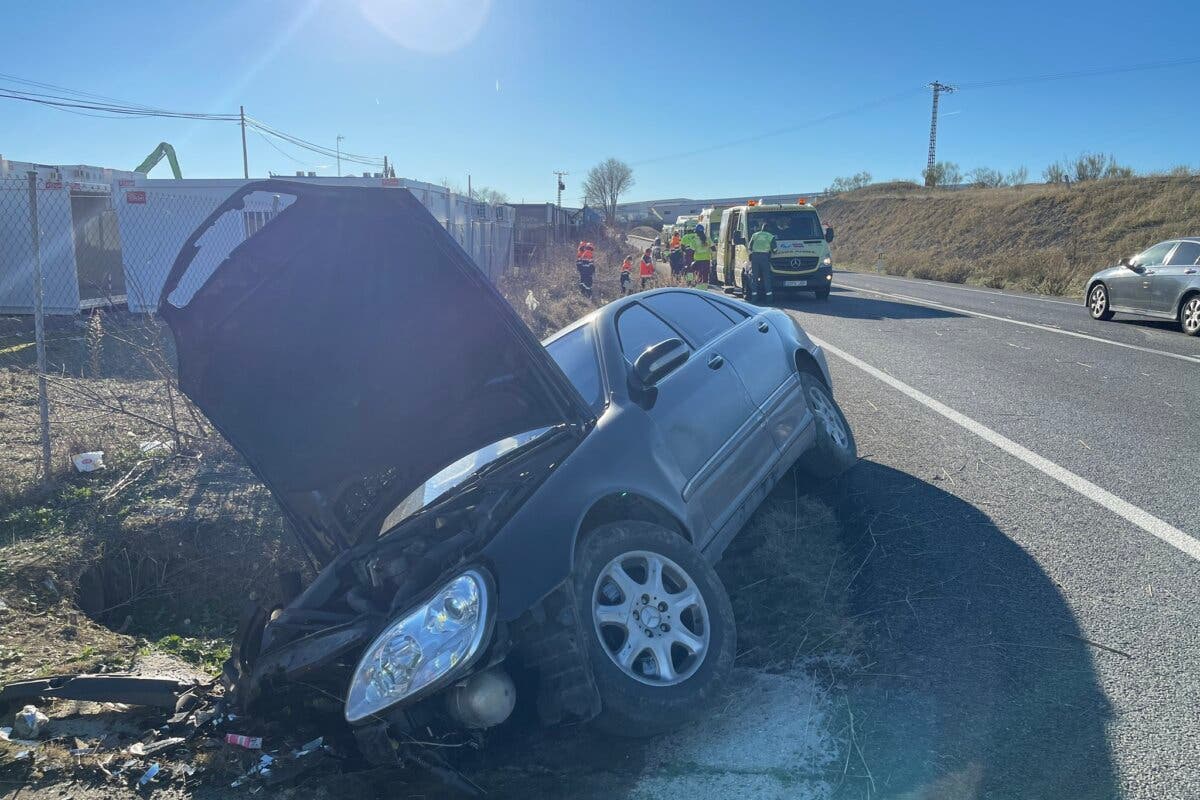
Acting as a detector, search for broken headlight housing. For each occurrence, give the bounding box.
[344,570,491,723]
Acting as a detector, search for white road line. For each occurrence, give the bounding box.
[839,271,1080,307]
[838,284,1200,365]
[812,336,1200,562]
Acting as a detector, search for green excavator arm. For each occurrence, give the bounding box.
[135,142,182,179]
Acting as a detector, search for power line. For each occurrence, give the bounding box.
[956,55,1200,90]
[253,129,315,168]
[630,87,927,166]
[0,89,239,120]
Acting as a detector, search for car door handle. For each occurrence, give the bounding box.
[707,354,725,370]
[757,321,769,332]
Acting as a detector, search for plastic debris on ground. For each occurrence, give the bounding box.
[138,762,161,786]
[71,451,105,472]
[231,754,274,787]
[225,733,263,749]
[138,439,174,454]
[12,704,49,738]
[129,737,185,757]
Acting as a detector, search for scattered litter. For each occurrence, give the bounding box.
[12,704,48,739]
[294,737,324,756]
[129,737,185,757]
[231,754,274,787]
[138,439,174,454]
[70,746,101,756]
[525,290,539,311]
[72,451,105,472]
[225,733,262,749]
[192,707,218,728]
[138,762,161,786]
[1,725,40,749]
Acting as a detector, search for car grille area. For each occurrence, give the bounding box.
[772,256,819,272]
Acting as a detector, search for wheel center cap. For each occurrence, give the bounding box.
[641,607,661,629]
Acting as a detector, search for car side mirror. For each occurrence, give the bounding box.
[633,338,688,387]
[824,226,835,243]
[1118,256,1131,268]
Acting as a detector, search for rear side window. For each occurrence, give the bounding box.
[545,325,604,414]
[1167,241,1200,266]
[617,304,685,360]
[1132,241,1176,267]
[642,292,736,347]
[706,297,749,323]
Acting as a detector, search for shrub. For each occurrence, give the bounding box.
[966,167,1004,188]
[922,161,960,187]
[827,171,873,194]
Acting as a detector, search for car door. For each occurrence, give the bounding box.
[1151,240,1200,314]
[637,293,781,532]
[1111,241,1174,309]
[710,300,810,454]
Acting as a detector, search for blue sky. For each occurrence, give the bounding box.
[3,0,1198,204]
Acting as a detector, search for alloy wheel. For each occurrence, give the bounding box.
[1090,286,1108,317]
[808,385,850,451]
[592,550,709,687]
[1183,297,1200,334]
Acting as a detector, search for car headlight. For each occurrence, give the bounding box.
[344,570,491,723]
[822,256,832,266]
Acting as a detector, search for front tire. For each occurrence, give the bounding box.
[574,521,735,737]
[1088,283,1115,321]
[1180,294,1200,336]
[814,286,830,300]
[798,372,857,478]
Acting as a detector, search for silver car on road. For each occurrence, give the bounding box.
[1085,238,1200,335]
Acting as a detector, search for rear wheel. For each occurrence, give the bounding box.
[798,372,857,478]
[1089,283,1115,321]
[575,521,735,737]
[1180,294,1200,336]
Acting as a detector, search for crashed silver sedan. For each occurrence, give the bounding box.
[2,181,857,764]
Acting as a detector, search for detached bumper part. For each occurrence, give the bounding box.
[0,675,199,709]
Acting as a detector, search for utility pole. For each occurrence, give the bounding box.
[925,81,954,186]
[553,171,567,209]
[336,135,344,177]
[240,106,249,179]
[553,171,567,244]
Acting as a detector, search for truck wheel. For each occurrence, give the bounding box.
[815,286,830,300]
[797,372,857,477]
[575,521,735,737]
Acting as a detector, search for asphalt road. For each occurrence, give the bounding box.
[774,271,1199,798]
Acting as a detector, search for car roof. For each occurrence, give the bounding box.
[542,288,753,346]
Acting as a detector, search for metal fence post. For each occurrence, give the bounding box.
[26,171,52,481]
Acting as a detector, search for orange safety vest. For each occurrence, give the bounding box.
[640,255,655,277]
[670,234,681,249]
[582,245,595,260]
[621,257,633,273]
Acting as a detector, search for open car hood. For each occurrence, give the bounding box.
[159,181,589,567]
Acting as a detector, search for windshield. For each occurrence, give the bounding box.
[749,210,823,240]
[379,426,552,533]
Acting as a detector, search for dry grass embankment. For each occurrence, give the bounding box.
[818,175,1200,296]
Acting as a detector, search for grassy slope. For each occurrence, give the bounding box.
[818,176,1200,296]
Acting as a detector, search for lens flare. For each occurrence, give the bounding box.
[360,0,492,54]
